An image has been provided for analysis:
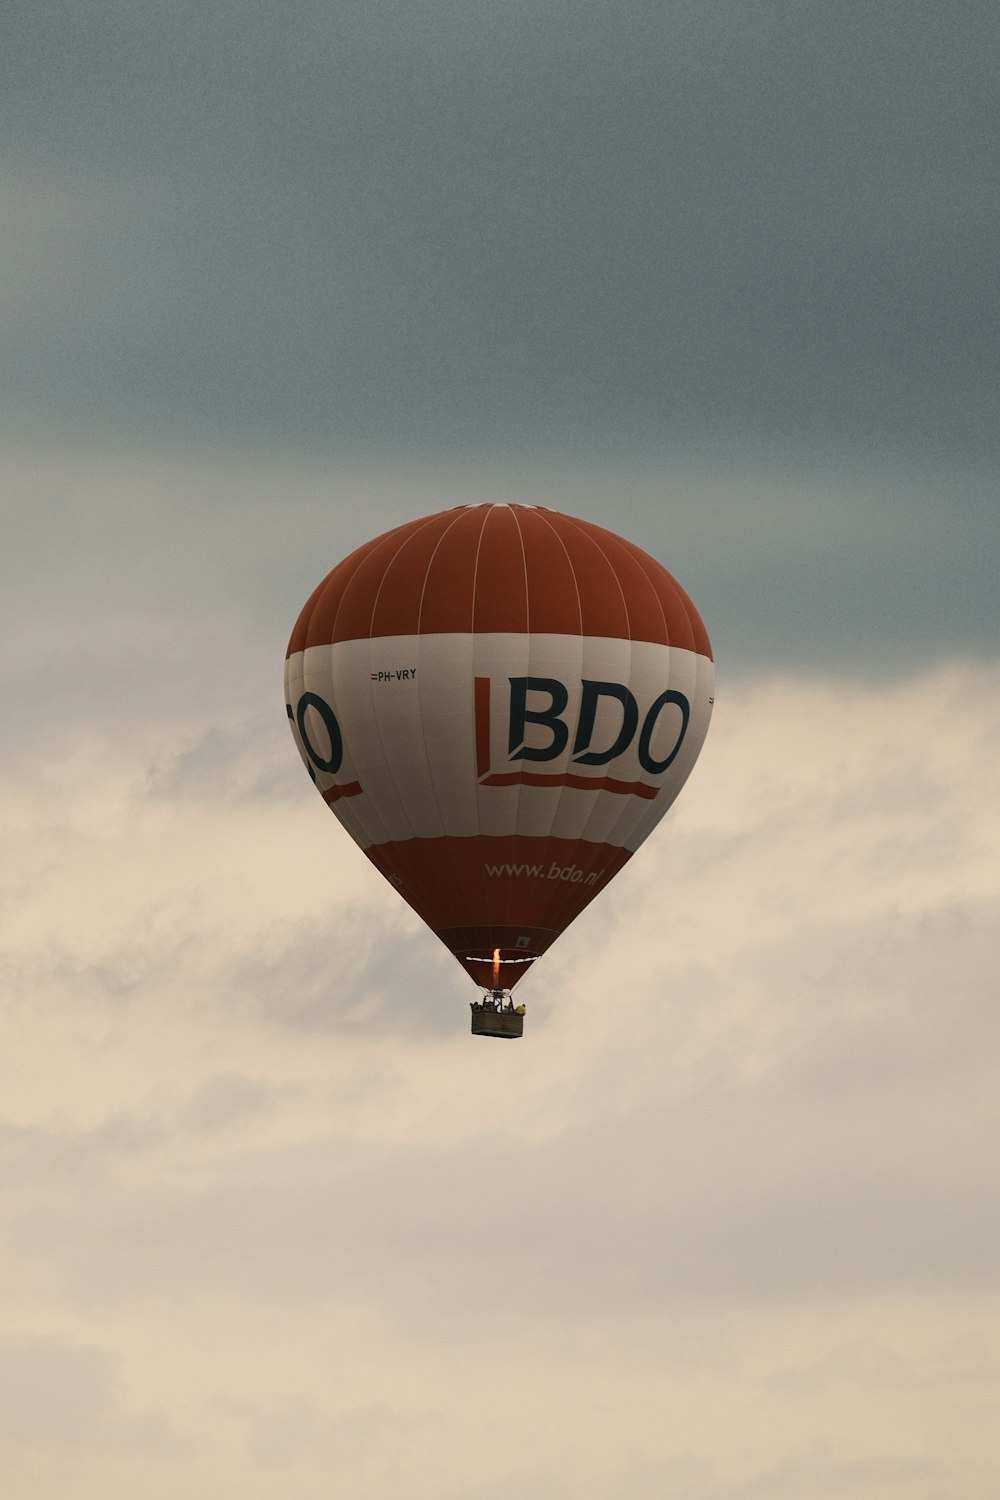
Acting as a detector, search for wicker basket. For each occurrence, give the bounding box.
[470,1004,525,1039]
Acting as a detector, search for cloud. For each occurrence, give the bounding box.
[0,1338,118,1445]
[3,478,1000,1493]
[711,1447,948,1500]
[4,665,999,1327]
[0,1336,182,1456]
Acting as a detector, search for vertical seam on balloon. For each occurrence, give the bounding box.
[374,516,467,948]
[469,503,488,633]
[347,534,431,852]
[358,515,457,885]
[333,529,429,850]
[531,506,584,633]
[616,534,671,855]
[286,579,324,661]
[330,526,406,646]
[297,565,394,848]
[415,506,471,634]
[361,532,425,856]
[354,630,407,852]
[539,524,632,922]
[291,547,357,658]
[367,512,452,636]
[288,568,370,844]
[503,505,535,948]
[583,530,667,864]
[411,508,485,947]
[470,505,500,955]
[526,508,588,945]
[609,543,703,853]
[544,515,635,920]
[557,510,632,637]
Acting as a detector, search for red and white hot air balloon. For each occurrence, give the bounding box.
[284,504,713,1035]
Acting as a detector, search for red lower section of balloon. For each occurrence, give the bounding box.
[363,835,632,989]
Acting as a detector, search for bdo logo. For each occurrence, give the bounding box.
[475,676,691,797]
[286,693,362,804]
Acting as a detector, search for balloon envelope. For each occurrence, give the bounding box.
[284,505,713,991]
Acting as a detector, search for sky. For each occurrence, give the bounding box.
[2,3,999,1496]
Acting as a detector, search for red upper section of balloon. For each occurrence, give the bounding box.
[287,504,712,658]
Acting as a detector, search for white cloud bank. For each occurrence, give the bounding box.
[2,662,998,1499]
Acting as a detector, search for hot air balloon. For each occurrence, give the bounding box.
[284,504,713,1036]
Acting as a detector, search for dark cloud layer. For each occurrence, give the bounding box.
[4,452,995,756]
[3,1,997,468]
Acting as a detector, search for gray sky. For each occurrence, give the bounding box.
[2,4,999,1497]
[3,1,998,467]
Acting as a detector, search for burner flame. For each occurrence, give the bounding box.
[492,947,500,986]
